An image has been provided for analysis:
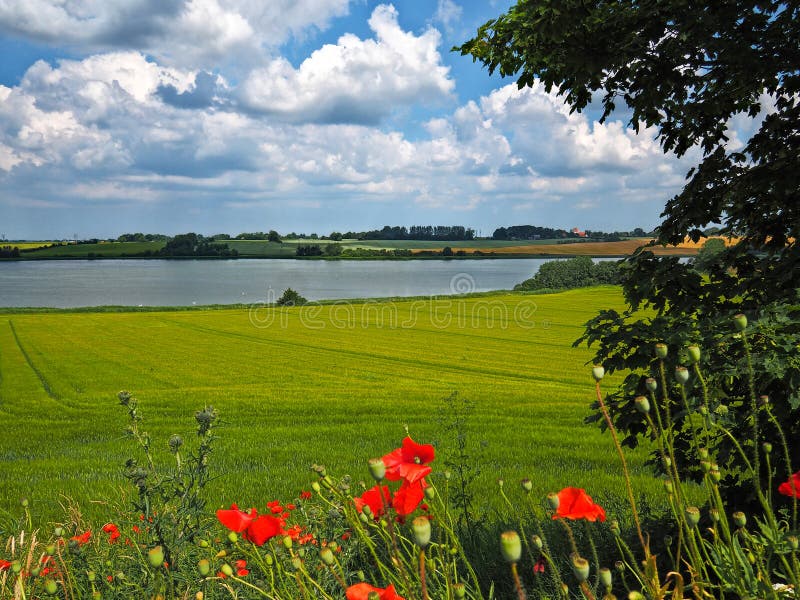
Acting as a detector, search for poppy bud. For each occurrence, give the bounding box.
[320,548,335,566]
[571,555,590,582]
[592,365,605,381]
[698,447,709,460]
[220,564,233,577]
[663,479,674,494]
[328,542,338,552]
[614,561,624,572]
[733,313,747,331]
[46,544,56,555]
[685,507,700,527]
[44,579,58,595]
[359,512,369,523]
[368,458,386,481]
[291,557,302,571]
[412,517,432,548]
[148,546,164,568]
[31,567,40,577]
[452,583,466,599]
[710,466,721,483]
[645,377,657,393]
[674,366,689,385]
[215,550,227,558]
[531,535,543,550]
[497,478,504,488]
[664,535,672,546]
[628,593,645,600]
[424,486,435,500]
[87,571,95,582]
[699,404,709,416]
[763,442,772,454]
[93,592,102,600]
[546,492,560,511]
[265,555,273,567]
[54,527,64,537]
[787,536,798,550]
[227,531,238,544]
[500,531,522,563]
[521,478,533,493]
[700,460,711,473]
[357,570,365,582]
[759,395,770,407]
[311,482,321,493]
[733,511,746,528]
[654,343,668,359]
[599,567,612,590]
[709,508,720,523]
[662,456,672,469]
[443,470,452,480]
[609,520,620,536]
[687,345,701,364]
[283,536,293,549]
[198,539,209,548]
[634,396,650,414]
[198,559,210,576]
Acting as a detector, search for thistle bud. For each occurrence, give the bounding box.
[412,517,432,548]
[198,559,210,576]
[531,534,543,550]
[674,366,689,385]
[733,313,747,331]
[571,555,590,582]
[168,434,183,453]
[685,507,700,527]
[227,531,238,544]
[320,547,335,566]
[546,492,560,511]
[44,579,58,595]
[368,458,386,481]
[634,396,650,414]
[220,564,233,577]
[452,583,466,599]
[592,365,605,382]
[687,345,701,364]
[733,511,747,528]
[521,478,533,493]
[655,343,668,359]
[148,546,165,568]
[763,442,773,454]
[500,531,522,563]
[645,377,657,393]
[599,567,612,590]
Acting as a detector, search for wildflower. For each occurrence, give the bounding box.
[382,437,435,484]
[216,504,256,532]
[533,555,546,574]
[299,490,312,500]
[102,523,120,543]
[778,471,800,498]
[0,560,11,571]
[393,478,427,516]
[346,583,405,600]
[354,485,391,519]
[235,559,249,577]
[246,515,285,546]
[552,487,606,522]
[70,531,92,545]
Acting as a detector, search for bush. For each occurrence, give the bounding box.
[276,288,307,306]
[295,245,323,257]
[514,256,621,291]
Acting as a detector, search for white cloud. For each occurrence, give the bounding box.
[433,0,462,31]
[240,4,453,123]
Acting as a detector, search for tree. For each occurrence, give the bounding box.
[460,1,800,503]
[693,238,726,273]
[276,288,307,306]
[329,232,343,241]
[267,230,282,243]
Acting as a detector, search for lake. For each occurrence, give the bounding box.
[0,258,612,308]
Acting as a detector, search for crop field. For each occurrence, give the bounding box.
[0,287,668,524]
[19,241,165,258]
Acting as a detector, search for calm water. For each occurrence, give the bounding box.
[0,259,607,308]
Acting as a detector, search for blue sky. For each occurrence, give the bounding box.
[0,0,702,239]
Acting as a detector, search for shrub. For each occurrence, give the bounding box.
[514,256,621,291]
[276,288,307,306]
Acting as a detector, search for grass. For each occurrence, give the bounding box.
[0,286,674,526]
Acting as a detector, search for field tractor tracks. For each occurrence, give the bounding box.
[8,320,59,400]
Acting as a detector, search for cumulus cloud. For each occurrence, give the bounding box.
[240,4,454,123]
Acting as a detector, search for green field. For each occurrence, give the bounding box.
[19,241,165,258]
[0,287,663,523]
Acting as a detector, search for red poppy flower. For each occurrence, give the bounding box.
[0,560,11,571]
[102,523,120,543]
[393,478,427,516]
[354,485,391,518]
[267,500,283,514]
[346,583,405,600]
[299,490,312,500]
[552,487,606,522]
[382,437,435,483]
[779,471,800,498]
[287,525,303,540]
[216,504,256,532]
[235,559,249,576]
[533,556,546,574]
[70,531,92,545]
[245,515,285,546]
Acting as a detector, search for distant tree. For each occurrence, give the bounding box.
[296,245,323,257]
[693,237,727,273]
[267,230,282,243]
[441,246,454,257]
[276,288,307,306]
[324,243,342,256]
[329,232,343,241]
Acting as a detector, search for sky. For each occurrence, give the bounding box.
[0,0,708,239]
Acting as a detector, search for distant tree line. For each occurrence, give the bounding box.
[0,245,20,258]
[117,233,169,242]
[514,256,621,291]
[157,233,237,257]
[340,225,476,241]
[494,225,650,241]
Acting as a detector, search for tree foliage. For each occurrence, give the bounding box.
[460,1,800,503]
[514,256,620,291]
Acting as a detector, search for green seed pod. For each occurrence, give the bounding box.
[674,366,690,385]
[11,561,21,574]
[599,567,612,590]
[311,481,321,493]
[733,511,747,528]
[424,486,435,500]
[54,526,64,537]
[655,343,668,359]
[685,507,700,527]
[283,535,293,549]
[521,478,533,493]
[733,313,747,331]
[700,460,711,473]
[320,547,335,566]
[687,345,701,364]
[328,541,338,552]
[497,478,504,488]
[21,498,29,508]
[592,365,605,382]
[546,492,560,511]
[297,547,306,559]
[614,560,624,572]
[609,519,621,536]
[571,555,590,583]
[31,567,40,577]
[531,534,543,550]
[710,466,722,483]
[787,536,798,550]
[46,544,56,555]
[227,531,238,544]
[628,592,645,600]
[500,531,522,563]
[452,582,466,599]
[634,396,650,414]
[662,456,672,470]
[198,559,210,576]
[709,508,720,523]
[265,554,273,567]
[359,512,369,523]
[368,458,386,481]
[198,539,210,548]
[148,546,165,568]
[412,517,432,548]
[645,377,657,393]
[763,442,773,454]
[220,564,233,577]
[44,579,58,595]
[290,557,301,571]
[87,570,96,582]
